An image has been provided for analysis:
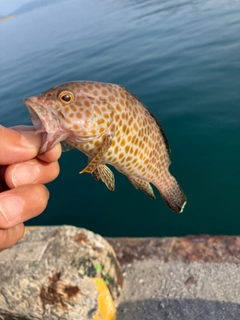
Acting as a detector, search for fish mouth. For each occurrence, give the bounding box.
[24,98,46,133]
[23,97,69,154]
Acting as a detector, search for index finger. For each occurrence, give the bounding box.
[0,125,41,165]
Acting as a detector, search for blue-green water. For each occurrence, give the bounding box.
[1,0,240,237]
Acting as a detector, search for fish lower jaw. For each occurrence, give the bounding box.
[39,131,70,154]
[34,127,46,135]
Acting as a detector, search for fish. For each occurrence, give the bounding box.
[23,81,186,212]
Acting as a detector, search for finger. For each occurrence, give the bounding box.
[4,159,60,188]
[13,125,62,163]
[11,125,35,132]
[0,223,25,252]
[0,125,42,165]
[0,166,7,189]
[0,184,49,229]
[37,143,62,163]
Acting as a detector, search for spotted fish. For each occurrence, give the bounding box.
[24,81,186,212]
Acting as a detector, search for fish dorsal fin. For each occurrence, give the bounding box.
[147,109,171,160]
[120,86,171,160]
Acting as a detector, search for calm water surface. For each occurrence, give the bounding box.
[1,0,240,236]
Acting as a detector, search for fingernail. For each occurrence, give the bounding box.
[19,131,41,149]
[12,163,38,187]
[0,195,24,222]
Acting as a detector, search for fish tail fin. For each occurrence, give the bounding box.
[155,172,187,213]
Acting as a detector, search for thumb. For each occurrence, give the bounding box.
[0,125,42,165]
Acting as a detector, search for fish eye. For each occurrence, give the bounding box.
[58,91,74,104]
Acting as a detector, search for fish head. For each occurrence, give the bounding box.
[24,82,113,154]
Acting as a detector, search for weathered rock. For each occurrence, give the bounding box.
[0,226,122,320]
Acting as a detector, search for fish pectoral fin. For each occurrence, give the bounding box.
[128,177,156,200]
[60,141,74,152]
[80,135,113,174]
[97,164,115,191]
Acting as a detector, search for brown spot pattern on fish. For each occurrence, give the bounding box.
[24,81,186,212]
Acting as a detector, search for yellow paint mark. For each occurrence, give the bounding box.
[93,278,116,320]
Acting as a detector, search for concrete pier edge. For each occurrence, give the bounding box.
[1,227,240,319]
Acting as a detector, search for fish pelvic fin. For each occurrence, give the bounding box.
[91,160,115,191]
[156,172,186,213]
[96,164,115,191]
[128,177,156,200]
[92,168,101,181]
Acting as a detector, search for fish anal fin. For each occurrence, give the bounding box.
[129,177,156,200]
[80,135,113,174]
[97,164,115,191]
[155,172,187,213]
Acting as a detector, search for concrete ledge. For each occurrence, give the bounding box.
[107,235,240,264]
[107,236,240,319]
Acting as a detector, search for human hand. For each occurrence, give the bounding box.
[0,125,61,252]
